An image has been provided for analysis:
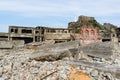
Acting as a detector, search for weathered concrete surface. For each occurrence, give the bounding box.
[66,60,120,73]
[0,41,119,80]
[25,40,55,50]
[29,40,80,61]
[45,33,71,40]
[65,60,120,79]
[12,40,25,48]
[29,41,116,61]
[0,41,13,49]
[80,42,114,59]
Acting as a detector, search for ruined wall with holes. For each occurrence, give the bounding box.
[73,27,101,45]
[80,27,100,44]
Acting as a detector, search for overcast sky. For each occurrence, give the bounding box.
[0,0,120,32]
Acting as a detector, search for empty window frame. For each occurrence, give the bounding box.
[22,29,32,33]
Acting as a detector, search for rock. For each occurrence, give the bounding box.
[3,64,12,72]
[30,67,39,74]
[0,77,5,80]
[90,70,98,77]
[105,73,114,80]
[0,41,120,80]
[0,67,3,76]
[74,51,92,61]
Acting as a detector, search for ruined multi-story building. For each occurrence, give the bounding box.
[44,27,73,43]
[9,26,35,43]
[1,26,73,44]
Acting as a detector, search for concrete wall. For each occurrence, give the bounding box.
[45,33,71,40]
[0,41,13,49]
[0,33,9,41]
[0,40,25,49]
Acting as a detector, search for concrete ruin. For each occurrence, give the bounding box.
[7,26,73,44]
[44,27,73,43]
[0,32,9,41]
[29,41,115,61]
[116,27,120,42]
[0,41,13,49]
[72,27,101,45]
[9,26,35,43]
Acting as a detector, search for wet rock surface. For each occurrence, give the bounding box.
[0,42,120,80]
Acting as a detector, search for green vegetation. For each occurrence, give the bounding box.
[68,16,117,34]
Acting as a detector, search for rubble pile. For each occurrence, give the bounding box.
[0,41,120,80]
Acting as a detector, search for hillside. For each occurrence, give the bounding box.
[68,16,117,33]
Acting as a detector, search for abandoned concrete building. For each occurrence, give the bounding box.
[9,26,35,43]
[35,26,73,43]
[0,32,9,41]
[0,25,119,45]
[44,27,73,43]
[0,26,74,44]
[99,28,118,42]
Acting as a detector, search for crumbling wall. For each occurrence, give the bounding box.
[45,33,71,40]
[0,41,13,49]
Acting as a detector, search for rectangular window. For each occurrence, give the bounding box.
[11,29,14,33]
[15,29,18,33]
[22,29,32,33]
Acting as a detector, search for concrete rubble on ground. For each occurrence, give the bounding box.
[0,41,120,80]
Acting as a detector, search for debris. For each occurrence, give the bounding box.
[0,41,120,80]
[69,66,91,80]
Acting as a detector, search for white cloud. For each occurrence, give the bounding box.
[0,0,120,27]
[1,0,120,17]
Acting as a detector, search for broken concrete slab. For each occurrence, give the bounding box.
[29,40,80,61]
[80,42,114,59]
[12,40,25,48]
[29,41,116,61]
[0,41,13,49]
